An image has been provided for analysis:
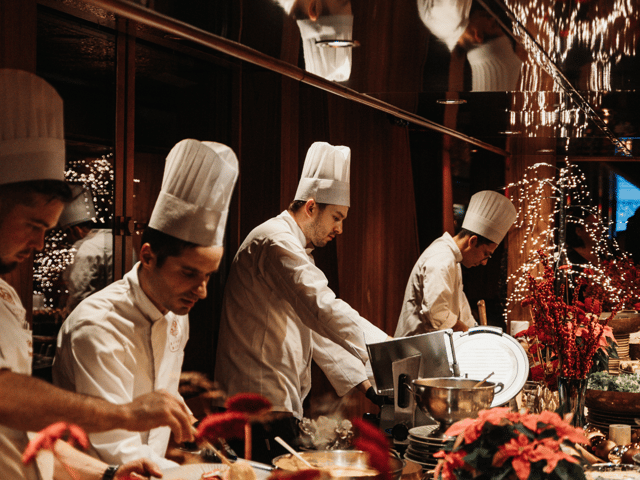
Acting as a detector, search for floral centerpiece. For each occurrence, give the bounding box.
[433,407,590,480]
[516,250,619,389]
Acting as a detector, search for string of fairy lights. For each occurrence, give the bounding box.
[496,0,636,156]
[505,0,637,91]
[503,160,631,321]
[33,153,114,310]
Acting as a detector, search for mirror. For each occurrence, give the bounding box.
[130,0,640,160]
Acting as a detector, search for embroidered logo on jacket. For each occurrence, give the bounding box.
[169,319,182,352]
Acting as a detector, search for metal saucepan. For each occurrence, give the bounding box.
[272,450,405,480]
[409,377,504,437]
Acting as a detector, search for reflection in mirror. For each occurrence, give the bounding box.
[418,0,524,92]
[32,152,114,377]
[275,0,356,81]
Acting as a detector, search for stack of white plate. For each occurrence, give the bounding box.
[404,425,450,476]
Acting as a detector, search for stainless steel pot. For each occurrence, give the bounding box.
[272,450,405,480]
[410,377,504,437]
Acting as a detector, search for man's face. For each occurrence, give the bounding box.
[0,194,64,273]
[142,245,223,315]
[461,239,498,268]
[307,203,349,248]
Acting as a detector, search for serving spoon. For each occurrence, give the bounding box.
[274,436,315,469]
[473,372,495,388]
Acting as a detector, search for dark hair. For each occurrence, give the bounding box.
[288,199,328,213]
[458,228,494,246]
[0,180,73,220]
[140,226,199,268]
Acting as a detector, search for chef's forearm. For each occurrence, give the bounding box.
[52,440,111,480]
[52,440,164,480]
[0,370,193,443]
[356,379,373,394]
[0,370,131,432]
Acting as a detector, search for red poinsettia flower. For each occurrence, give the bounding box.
[353,438,392,480]
[196,411,248,443]
[351,418,390,451]
[22,422,89,465]
[224,393,272,415]
[433,450,467,480]
[492,434,537,480]
[351,418,391,480]
[444,407,512,444]
[519,437,579,475]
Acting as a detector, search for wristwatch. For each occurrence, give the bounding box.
[102,465,120,480]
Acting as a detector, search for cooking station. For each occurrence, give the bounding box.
[367,327,529,473]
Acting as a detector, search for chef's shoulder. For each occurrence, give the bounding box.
[238,215,304,255]
[420,238,458,266]
[61,278,138,334]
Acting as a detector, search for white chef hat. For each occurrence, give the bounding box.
[148,139,239,247]
[294,141,350,207]
[274,0,295,14]
[297,15,354,82]
[0,69,66,186]
[461,190,516,244]
[58,184,96,228]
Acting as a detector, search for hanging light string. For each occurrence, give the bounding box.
[33,154,115,310]
[503,160,630,322]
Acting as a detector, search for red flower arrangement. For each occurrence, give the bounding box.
[351,418,392,480]
[516,250,619,387]
[433,407,589,480]
[22,422,89,480]
[196,392,273,460]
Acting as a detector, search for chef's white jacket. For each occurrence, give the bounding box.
[395,232,475,337]
[0,278,42,480]
[215,211,388,419]
[53,264,187,469]
[64,228,113,313]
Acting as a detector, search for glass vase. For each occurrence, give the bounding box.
[557,376,588,428]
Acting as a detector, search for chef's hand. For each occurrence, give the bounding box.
[365,386,388,407]
[115,459,164,479]
[125,390,194,444]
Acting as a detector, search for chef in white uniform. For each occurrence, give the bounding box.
[215,141,389,461]
[395,190,516,337]
[276,0,355,82]
[0,69,193,480]
[53,139,239,468]
[57,184,113,313]
[417,0,523,92]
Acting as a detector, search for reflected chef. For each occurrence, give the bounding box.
[275,0,355,82]
[395,190,516,336]
[215,142,389,462]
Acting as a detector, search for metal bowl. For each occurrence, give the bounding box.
[410,377,503,437]
[272,450,405,480]
[586,389,640,414]
[600,311,640,335]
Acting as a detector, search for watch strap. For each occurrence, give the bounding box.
[102,465,120,480]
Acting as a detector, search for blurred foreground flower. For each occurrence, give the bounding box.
[433,407,589,480]
[22,422,89,480]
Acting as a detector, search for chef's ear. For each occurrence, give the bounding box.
[468,235,479,248]
[139,243,158,268]
[307,0,322,21]
[305,198,317,216]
